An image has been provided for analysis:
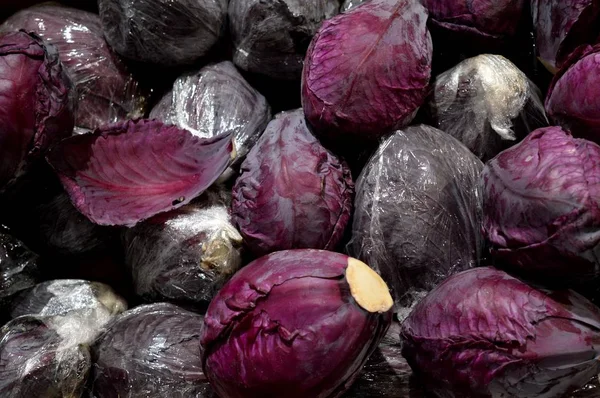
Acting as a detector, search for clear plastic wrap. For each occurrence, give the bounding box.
[0,280,126,397]
[229,0,339,80]
[346,321,425,397]
[348,125,484,320]
[98,0,227,66]
[572,378,600,397]
[34,191,110,256]
[0,315,91,397]
[92,303,211,398]
[0,4,146,133]
[9,279,127,325]
[150,61,271,167]
[428,54,548,161]
[341,0,368,12]
[122,185,243,308]
[0,225,40,314]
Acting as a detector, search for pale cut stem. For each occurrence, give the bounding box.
[346,258,393,313]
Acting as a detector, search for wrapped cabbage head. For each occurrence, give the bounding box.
[0,315,91,397]
[349,125,484,319]
[532,0,600,73]
[546,44,600,143]
[150,61,271,168]
[302,0,432,152]
[123,185,243,307]
[428,54,548,161]
[401,267,600,397]
[201,250,393,398]
[1,280,124,397]
[0,4,147,132]
[0,31,74,191]
[423,0,526,40]
[232,110,354,256]
[92,303,211,398]
[229,0,339,80]
[98,0,227,66]
[482,126,600,280]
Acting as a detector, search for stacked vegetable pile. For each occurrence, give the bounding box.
[1,0,600,397]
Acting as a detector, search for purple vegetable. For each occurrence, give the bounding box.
[0,315,91,398]
[546,44,600,142]
[92,303,211,398]
[0,4,146,132]
[45,119,235,227]
[229,0,339,80]
[532,0,600,73]
[349,125,484,319]
[1,280,123,397]
[201,249,393,398]
[232,110,353,256]
[98,0,227,66]
[123,185,243,307]
[482,126,600,279]
[150,61,271,167]
[301,0,432,150]
[0,31,74,191]
[401,267,600,397]
[428,54,548,161]
[422,0,526,40]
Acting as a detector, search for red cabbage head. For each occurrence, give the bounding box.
[301,0,432,153]
[231,110,353,256]
[401,267,600,397]
[546,44,600,142]
[423,0,526,40]
[201,249,393,398]
[532,0,600,73]
[482,126,600,280]
[0,31,74,191]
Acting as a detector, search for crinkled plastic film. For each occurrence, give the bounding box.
[347,321,425,397]
[0,272,128,398]
[341,0,368,12]
[0,279,126,397]
[92,303,212,398]
[229,0,340,80]
[122,185,243,307]
[348,125,484,320]
[571,378,600,397]
[0,4,147,133]
[98,0,227,66]
[0,226,40,314]
[0,315,92,397]
[9,279,127,331]
[150,61,271,167]
[428,54,548,161]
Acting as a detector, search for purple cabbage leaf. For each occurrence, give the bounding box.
[46,119,235,227]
